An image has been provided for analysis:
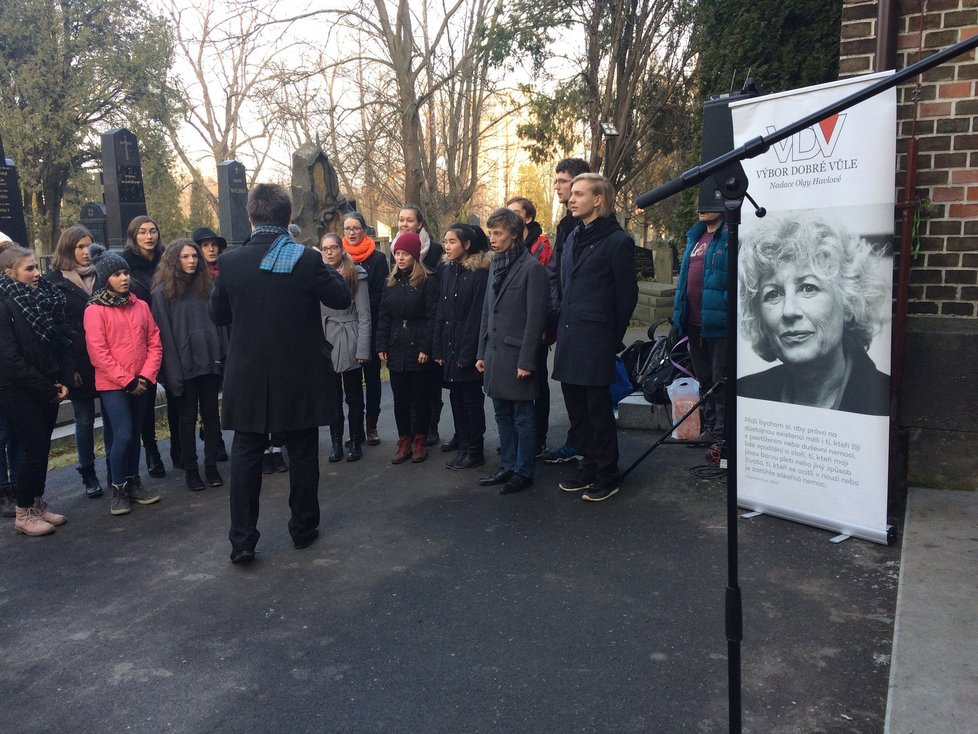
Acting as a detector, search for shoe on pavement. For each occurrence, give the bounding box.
[559,473,596,492]
[478,468,514,486]
[126,476,161,505]
[582,482,620,502]
[230,548,256,564]
[542,445,583,464]
[500,474,533,495]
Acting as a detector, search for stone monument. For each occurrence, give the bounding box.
[216,160,250,247]
[290,143,355,248]
[0,133,29,246]
[100,128,147,247]
[80,202,108,246]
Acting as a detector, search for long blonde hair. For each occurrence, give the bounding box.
[386,258,427,288]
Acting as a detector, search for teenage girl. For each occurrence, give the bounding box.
[376,232,439,463]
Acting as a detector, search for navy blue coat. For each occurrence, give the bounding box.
[552,216,638,387]
[673,221,728,339]
[433,250,491,384]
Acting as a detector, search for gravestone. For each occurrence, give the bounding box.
[80,202,108,246]
[0,133,29,246]
[290,143,355,248]
[216,160,250,247]
[100,128,147,247]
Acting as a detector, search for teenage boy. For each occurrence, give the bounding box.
[540,157,591,465]
[476,207,549,495]
[552,173,638,502]
[506,196,553,266]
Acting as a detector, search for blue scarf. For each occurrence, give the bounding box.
[255,225,305,274]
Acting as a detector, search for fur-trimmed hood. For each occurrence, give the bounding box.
[442,249,493,271]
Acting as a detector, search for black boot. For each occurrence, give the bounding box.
[426,402,442,446]
[346,440,362,462]
[146,443,166,478]
[451,441,485,471]
[440,434,460,452]
[204,464,224,487]
[329,438,343,463]
[185,464,205,491]
[78,465,104,498]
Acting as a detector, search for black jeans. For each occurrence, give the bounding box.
[177,374,222,466]
[0,388,58,507]
[362,356,382,421]
[229,427,320,552]
[448,381,485,447]
[389,368,435,437]
[686,325,727,442]
[331,368,365,441]
[561,383,619,484]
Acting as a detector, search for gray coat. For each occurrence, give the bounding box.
[323,266,371,373]
[151,288,228,398]
[477,247,549,402]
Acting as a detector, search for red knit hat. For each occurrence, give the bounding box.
[391,231,422,261]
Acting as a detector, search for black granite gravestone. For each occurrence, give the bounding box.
[216,160,250,247]
[100,128,147,247]
[80,202,108,246]
[0,134,29,246]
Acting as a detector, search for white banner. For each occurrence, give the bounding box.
[730,73,895,544]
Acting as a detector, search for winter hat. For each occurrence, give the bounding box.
[192,226,227,250]
[90,243,129,292]
[391,231,422,261]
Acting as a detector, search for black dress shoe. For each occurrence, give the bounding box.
[500,474,533,495]
[294,529,319,550]
[230,548,255,564]
[440,435,460,452]
[328,439,343,463]
[478,468,514,486]
[346,441,362,461]
[204,465,224,487]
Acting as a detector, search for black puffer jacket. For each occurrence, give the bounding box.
[433,250,491,383]
[45,270,97,400]
[0,297,62,402]
[122,248,161,304]
[376,269,439,372]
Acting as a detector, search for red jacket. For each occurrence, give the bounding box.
[84,294,163,391]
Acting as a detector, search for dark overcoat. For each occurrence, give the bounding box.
[433,250,491,384]
[45,270,97,400]
[552,216,638,387]
[375,269,439,372]
[121,248,161,305]
[477,247,548,402]
[208,231,351,433]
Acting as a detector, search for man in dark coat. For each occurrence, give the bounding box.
[552,173,638,502]
[476,208,549,495]
[209,183,351,563]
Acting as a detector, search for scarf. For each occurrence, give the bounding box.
[255,225,305,274]
[392,228,432,263]
[343,234,377,263]
[89,289,131,307]
[572,215,623,264]
[0,274,70,353]
[491,245,521,295]
[62,264,96,296]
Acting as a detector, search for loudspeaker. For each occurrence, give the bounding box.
[698,91,760,212]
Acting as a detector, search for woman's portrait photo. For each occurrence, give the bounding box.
[737,213,891,416]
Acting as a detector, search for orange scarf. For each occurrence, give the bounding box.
[344,234,376,263]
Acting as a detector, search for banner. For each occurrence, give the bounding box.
[730,73,895,544]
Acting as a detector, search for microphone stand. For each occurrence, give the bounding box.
[633,33,978,734]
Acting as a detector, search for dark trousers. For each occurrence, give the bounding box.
[177,374,222,466]
[167,394,181,464]
[331,368,365,441]
[229,427,320,552]
[139,381,159,450]
[71,397,97,469]
[534,346,550,448]
[0,407,22,485]
[362,356,382,420]
[389,368,435,437]
[687,326,727,442]
[448,381,485,447]
[101,389,151,483]
[561,383,619,483]
[0,389,58,507]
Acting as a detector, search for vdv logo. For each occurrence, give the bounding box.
[767,114,846,163]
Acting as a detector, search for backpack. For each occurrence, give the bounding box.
[638,318,693,404]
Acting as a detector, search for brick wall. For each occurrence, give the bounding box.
[841,0,978,317]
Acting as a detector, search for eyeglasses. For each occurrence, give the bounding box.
[554,178,573,185]
[137,228,159,235]
[321,245,342,253]
[343,226,363,233]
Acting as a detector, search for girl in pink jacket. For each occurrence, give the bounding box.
[84,247,163,516]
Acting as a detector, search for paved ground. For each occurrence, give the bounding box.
[0,375,901,733]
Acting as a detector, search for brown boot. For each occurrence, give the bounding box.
[14,505,56,536]
[32,497,66,526]
[366,416,381,446]
[392,436,411,464]
[411,434,428,463]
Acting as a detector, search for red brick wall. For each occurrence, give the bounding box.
[841,0,978,318]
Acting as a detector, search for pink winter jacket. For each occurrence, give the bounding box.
[84,294,163,391]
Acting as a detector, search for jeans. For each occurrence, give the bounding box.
[0,389,58,507]
[100,389,151,483]
[177,374,222,466]
[71,397,97,469]
[331,368,365,441]
[0,408,20,485]
[492,398,536,479]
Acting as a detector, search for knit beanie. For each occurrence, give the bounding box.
[90,243,130,292]
[391,231,422,262]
